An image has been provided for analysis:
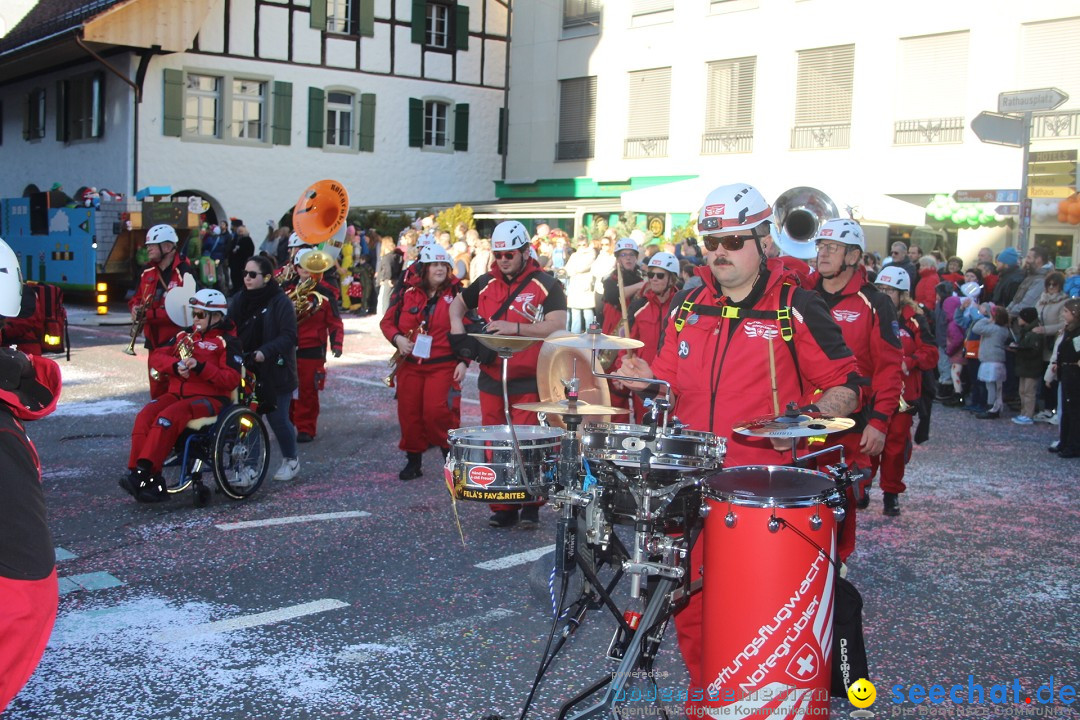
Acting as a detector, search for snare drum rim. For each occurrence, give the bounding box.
[448,424,565,450]
[702,465,838,508]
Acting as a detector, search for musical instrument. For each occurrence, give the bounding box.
[445,425,563,503]
[510,299,544,324]
[700,466,845,718]
[299,249,335,274]
[536,331,612,429]
[291,179,349,245]
[771,186,839,260]
[467,332,541,354]
[177,332,195,363]
[581,422,725,471]
[544,331,644,352]
[384,321,424,388]
[513,399,629,416]
[733,408,855,438]
[123,294,151,355]
[163,273,198,327]
[287,276,324,323]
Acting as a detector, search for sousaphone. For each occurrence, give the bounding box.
[163,272,198,327]
[536,330,612,429]
[291,179,349,247]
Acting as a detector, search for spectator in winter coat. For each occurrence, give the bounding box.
[1012,306,1045,424]
[992,247,1024,306]
[564,237,597,333]
[914,256,941,310]
[1007,246,1054,315]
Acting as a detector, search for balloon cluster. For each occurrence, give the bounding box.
[924,195,1005,228]
[1056,194,1080,225]
[1032,198,1062,223]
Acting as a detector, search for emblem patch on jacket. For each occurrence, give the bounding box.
[832,309,861,323]
[743,321,779,340]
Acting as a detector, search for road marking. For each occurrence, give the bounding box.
[339,607,518,662]
[55,547,77,561]
[51,399,138,417]
[338,375,480,404]
[58,571,124,595]
[157,598,350,643]
[215,510,371,531]
[474,544,555,571]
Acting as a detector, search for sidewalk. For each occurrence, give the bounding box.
[66,303,132,327]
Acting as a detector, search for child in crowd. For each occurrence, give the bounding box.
[970,304,1012,419]
[1011,307,1044,425]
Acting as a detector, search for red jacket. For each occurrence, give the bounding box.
[652,260,861,467]
[283,279,345,355]
[149,325,242,399]
[602,266,644,336]
[129,254,197,349]
[381,273,462,365]
[914,268,941,310]
[627,288,676,365]
[897,304,939,403]
[814,265,903,435]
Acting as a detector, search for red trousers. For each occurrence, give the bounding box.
[872,411,914,494]
[479,387,543,512]
[290,356,326,437]
[129,394,222,472]
[396,361,461,453]
[0,569,57,714]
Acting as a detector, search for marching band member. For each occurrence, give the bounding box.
[120,290,242,503]
[273,233,306,284]
[129,224,197,398]
[623,251,681,422]
[872,267,938,516]
[380,245,467,480]
[617,183,861,699]
[0,238,61,714]
[601,238,644,411]
[284,249,344,443]
[448,221,568,529]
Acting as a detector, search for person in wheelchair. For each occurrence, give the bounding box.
[120,289,242,503]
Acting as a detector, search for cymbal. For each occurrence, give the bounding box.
[536,331,612,429]
[733,412,855,438]
[468,333,542,354]
[514,399,631,416]
[545,332,644,351]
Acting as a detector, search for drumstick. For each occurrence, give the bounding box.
[767,337,780,417]
[615,265,635,361]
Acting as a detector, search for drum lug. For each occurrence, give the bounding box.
[724,510,737,528]
[832,505,846,522]
[767,515,781,533]
[809,513,822,531]
[699,503,711,517]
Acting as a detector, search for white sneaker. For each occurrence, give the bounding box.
[1033,410,1054,422]
[273,458,300,481]
[1011,415,1034,425]
[1049,413,1060,426]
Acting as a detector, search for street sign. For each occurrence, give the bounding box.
[1030,150,1077,163]
[1028,186,1075,199]
[994,204,1019,215]
[970,111,1025,147]
[998,87,1069,114]
[953,189,1020,203]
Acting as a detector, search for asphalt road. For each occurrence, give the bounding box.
[4,308,1078,720]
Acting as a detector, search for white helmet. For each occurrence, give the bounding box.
[416,234,436,249]
[614,238,639,255]
[647,252,679,275]
[189,288,229,312]
[294,247,313,265]
[875,266,911,292]
[0,238,23,318]
[813,218,865,252]
[419,245,452,264]
[288,232,306,248]
[697,184,772,235]
[491,221,530,251]
[146,224,179,246]
[960,281,982,299]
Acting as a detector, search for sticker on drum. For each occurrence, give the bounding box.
[621,437,645,451]
[468,466,497,487]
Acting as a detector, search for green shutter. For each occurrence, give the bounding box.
[56,80,67,142]
[162,69,184,137]
[307,87,325,147]
[358,0,375,37]
[408,97,423,147]
[453,102,468,151]
[359,92,376,152]
[455,5,469,50]
[497,107,507,155]
[411,1,426,44]
[272,81,292,145]
[310,0,327,29]
[23,94,31,140]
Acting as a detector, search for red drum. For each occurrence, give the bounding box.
[699,466,844,718]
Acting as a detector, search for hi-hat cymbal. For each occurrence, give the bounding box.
[733,412,855,438]
[514,399,631,416]
[468,333,543,354]
[545,332,644,351]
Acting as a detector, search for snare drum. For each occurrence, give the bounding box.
[445,425,563,503]
[699,466,844,718]
[582,422,726,471]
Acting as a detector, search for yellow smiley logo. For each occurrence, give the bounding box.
[848,678,877,708]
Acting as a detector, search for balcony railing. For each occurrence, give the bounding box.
[790,123,850,150]
[1032,110,1080,140]
[623,136,668,158]
[894,117,964,145]
[701,129,753,154]
[556,139,594,161]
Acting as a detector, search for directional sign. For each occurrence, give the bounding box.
[1028,186,1075,199]
[998,87,1069,114]
[971,111,1024,147]
[1030,150,1077,164]
[953,189,1020,203]
[994,205,1020,216]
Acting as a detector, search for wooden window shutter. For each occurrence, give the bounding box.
[411,2,426,44]
[1020,17,1080,109]
[705,56,755,131]
[408,97,423,147]
[310,0,327,30]
[453,102,469,151]
[455,5,469,50]
[308,87,326,147]
[272,81,292,145]
[359,92,376,151]
[794,44,855,125]
[497,107,507,154]
[358,0,375,37]
[162,68,184,137]
[56,80,68,142]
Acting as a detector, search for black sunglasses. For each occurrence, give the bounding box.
[646,271,668,280]
[191,310,208,319]
[701,234,755,252]
[492,251,518,260]
[244,270,265,278]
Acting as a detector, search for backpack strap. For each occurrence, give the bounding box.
[672,283,795,343]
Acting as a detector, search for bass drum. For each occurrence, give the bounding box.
[445,425,563,503]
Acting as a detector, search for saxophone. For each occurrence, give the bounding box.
[124,294,153,355]
[384,321,425,388]
[287,277,323,323]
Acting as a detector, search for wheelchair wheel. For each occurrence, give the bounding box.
[213,406,269,499]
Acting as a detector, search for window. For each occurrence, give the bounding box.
[23,88,45,141]
[1021,17,1080,140]
[894,32,967,145]
[703,56,755,153]
[326,91,354,148]
[185,73,221,137]
[231,79,266,140]
[165,69,286,144]
[557,76,596,160]
[426,3,449,48]
[631,0,672,22]
[410,1,468,50]
[408,97,466,151]
[59,73,105,142]
[564,0,601,29]
[326,0,350,33]
[424,100,449,147]
[625,67,670,158]
[792,44,854,150]
[311,0,374,36]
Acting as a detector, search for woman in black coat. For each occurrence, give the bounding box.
[227,255,300,480]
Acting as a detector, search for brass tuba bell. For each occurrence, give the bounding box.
[771,186,839,259]
[291,179,350,245]
[299,249,335,275]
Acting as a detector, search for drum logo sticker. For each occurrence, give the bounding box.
[783,642,822,683]
[678,340,690,358]
[832,309,861,323]
[743,321,779,340]
[703,203,726,217]
[468,466,497,487]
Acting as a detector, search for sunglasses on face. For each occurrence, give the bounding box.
[646,271,668,280]
[244,270,265,278]
[191,310,209,319]
[701,234,755,252]
[492,251,518,261]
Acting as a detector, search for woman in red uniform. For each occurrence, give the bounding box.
[381,245,467,480]
[872,266,939,516]
[624,251,681,422]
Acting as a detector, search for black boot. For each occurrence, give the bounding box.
[856,487,871,510]
[134,468,169,503]
[883,492,900,517]
[121,460,151,497]
[399,452,423,480]
[439,446,450,460]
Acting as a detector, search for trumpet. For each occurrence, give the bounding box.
[510,300,544,325]
[177,332,195,363]
[124,295,152,355]
[384,321,425,387]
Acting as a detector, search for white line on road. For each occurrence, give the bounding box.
[474,545,555,571]
[338,607,518,662]
[215,510,372,531]
[338,375,481,404]
[52,399,138,417]
[157,599,350,643]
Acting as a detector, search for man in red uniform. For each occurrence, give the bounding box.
[618,183,861,698]
[130,224,197,399]
[284,249,344,443]
[810,218,903,547]
[623,251,680,422]
[449,221,568,528]
[120,289,242,502]
[381,245,467,479]
[601,238,645,336]
[0,238,62,714]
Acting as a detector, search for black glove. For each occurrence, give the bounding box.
[332,349,342,358]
